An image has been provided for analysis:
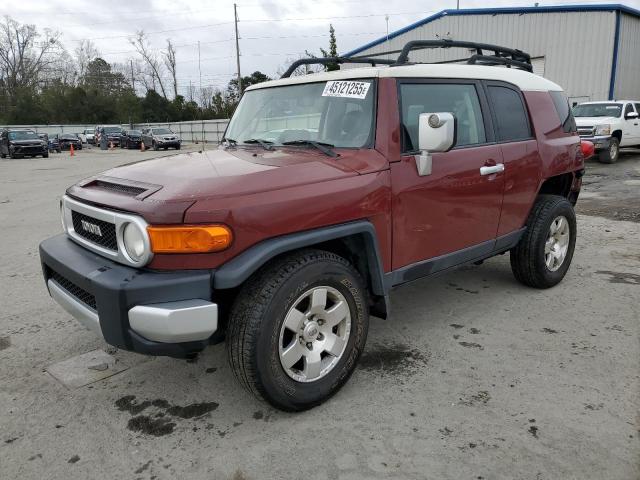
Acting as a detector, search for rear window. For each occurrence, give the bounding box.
[487,85,532,142]
[550,91,577,133]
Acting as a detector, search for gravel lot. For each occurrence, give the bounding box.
[1,145,638,480]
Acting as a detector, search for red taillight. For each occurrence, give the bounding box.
[580,140,595,159]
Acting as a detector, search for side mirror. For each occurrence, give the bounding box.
[415,112,456,176]
[625,111,638,120]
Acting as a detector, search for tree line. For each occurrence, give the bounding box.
[0,16,339,125]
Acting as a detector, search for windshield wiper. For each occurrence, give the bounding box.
[281,140,338,158]
[243,138,275,150]
[222,137,237,148]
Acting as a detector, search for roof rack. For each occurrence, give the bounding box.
[394,40,532,72]
[280,39,532,78]
[281,57,396,78]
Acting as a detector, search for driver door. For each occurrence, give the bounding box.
[391,80,504,271]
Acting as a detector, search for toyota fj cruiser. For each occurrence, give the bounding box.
[39,41,592,411]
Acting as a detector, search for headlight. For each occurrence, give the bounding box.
[595,124,611,135]
[123,222,147,262]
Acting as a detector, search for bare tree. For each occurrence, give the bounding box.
[163,39,178,99]
[74,39,99,79]
[129,31,167,98]
[0,16,62,97]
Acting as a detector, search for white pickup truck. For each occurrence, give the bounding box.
[573,100,640,163]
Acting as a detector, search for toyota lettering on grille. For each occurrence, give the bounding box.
[81,219,103,236]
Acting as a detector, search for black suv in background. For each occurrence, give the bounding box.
[120,129,143,149]
[57,134,83,150]
[0,129,48,158]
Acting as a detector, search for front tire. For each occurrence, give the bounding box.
[510,195,577,289]
[153,141,159,151]
[227,249,369,411]
[599,137,619,164]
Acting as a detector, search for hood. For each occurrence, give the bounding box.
[574,116,618,126]
[66,146,380,222]
[100,147,359,202]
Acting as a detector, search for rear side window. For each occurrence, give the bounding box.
[399,83,486,151]
[550,91,577,133]
[487,85,532,142]
[624,103,634,117]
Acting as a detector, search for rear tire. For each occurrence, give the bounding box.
[43,152,49,158]
[510,195,576,289]
[227,249,369,412]
[598,137,619,164]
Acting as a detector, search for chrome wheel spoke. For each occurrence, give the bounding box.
[323,332,346,357]
[284,307,306,332]
[309,288,328,314]
[324,300,348,328]
[281,342,305,369]
[303,351,323,379]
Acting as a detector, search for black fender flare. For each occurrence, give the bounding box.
[214,220,388,299]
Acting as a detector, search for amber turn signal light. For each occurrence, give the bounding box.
[147,225,233,253]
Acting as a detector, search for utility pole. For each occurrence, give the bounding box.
[457,0,460,9]
[234,3,242,95]
[130,59,135,92]
[385,15,389,42]
[198,41,202,98]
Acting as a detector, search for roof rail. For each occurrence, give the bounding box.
[394,39,532,72]
[280,39,533,79]
[281,57,395,78]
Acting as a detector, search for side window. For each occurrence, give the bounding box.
[487,85,532,142]
[624,103,634,118]
[399,83,486,152]
[550,91,577,133]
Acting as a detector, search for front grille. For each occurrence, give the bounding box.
[49,270,97,310]
[94,180,146,197]
[71,211,118,250]
[577,126,594,137]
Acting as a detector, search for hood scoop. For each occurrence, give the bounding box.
[80,176,162,199]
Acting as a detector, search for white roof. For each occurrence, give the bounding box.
[579,100,638,104]
[247,64,563,92]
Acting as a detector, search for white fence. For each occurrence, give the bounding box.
[0,119,230,144]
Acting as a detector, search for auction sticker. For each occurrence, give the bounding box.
[322,81,371,99]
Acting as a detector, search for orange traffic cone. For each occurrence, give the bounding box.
[140,141,146,152]
[70,144,75,157]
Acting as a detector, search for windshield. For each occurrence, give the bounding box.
[84,129,93,134]
[572,103,622,118]
[224,79,375,148]
[8,131,39,141]
[103,127,121,133]
[152,128,172,135]
[127,130,142,135]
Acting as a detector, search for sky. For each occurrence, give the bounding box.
[7,0,640,96]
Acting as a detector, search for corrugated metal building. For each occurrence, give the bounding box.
[342,4,640,103]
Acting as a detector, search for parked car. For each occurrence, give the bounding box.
[78,129,93,144]
[39,40,591,411]
[141,127,181,150]
[0,129,48,158]
[57,134,83,150]
[573,100,640,163]
[95,125,123,147]
[120,129,143,149]
[38,133,61,153]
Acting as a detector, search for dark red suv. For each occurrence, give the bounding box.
[39,41,590,411]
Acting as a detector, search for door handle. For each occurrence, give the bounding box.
[480,163,505,176]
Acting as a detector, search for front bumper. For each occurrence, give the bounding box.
[156,140,181,148]
[578,135,610,150]
[11,145,47,156]
[40,234,218,357]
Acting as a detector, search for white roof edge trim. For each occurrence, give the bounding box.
[246,64,563,93]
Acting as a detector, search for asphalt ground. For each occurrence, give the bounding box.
[1,145,638,480]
